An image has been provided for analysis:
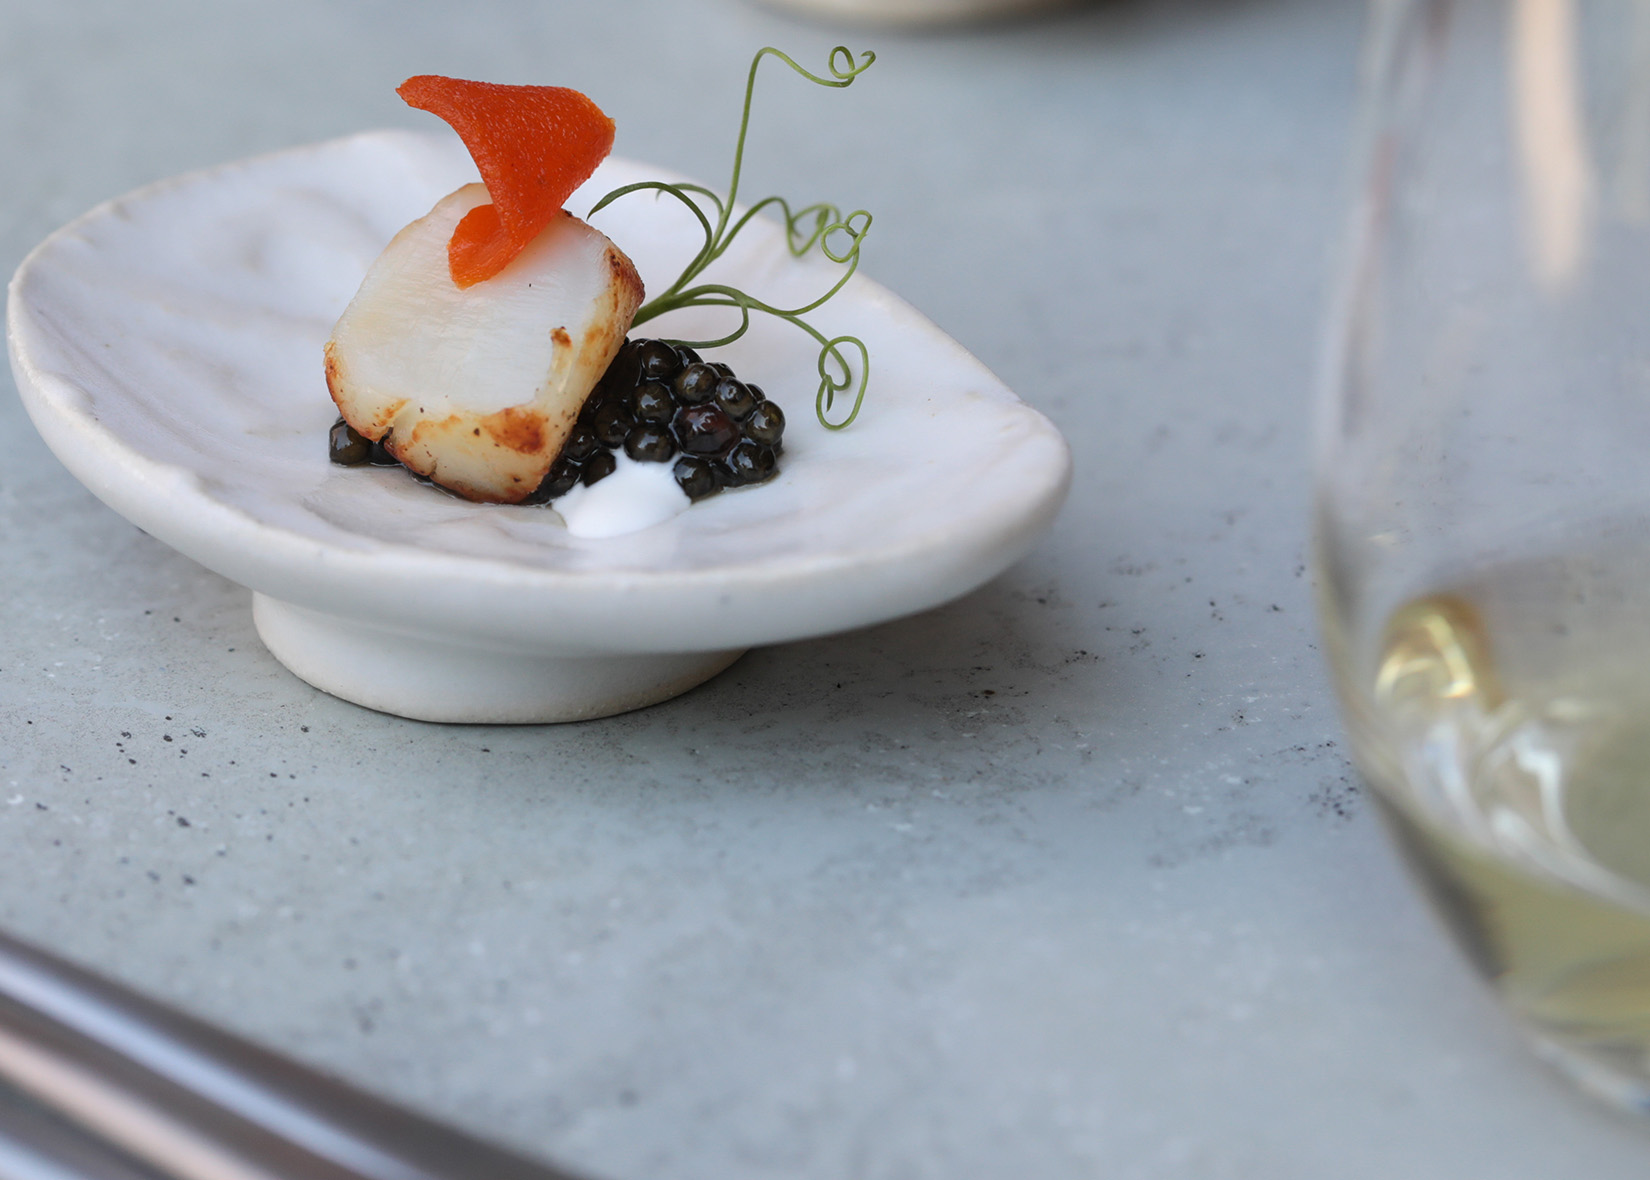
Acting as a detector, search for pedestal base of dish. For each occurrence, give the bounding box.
[252,594,744,724]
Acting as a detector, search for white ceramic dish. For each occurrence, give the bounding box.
[7,130,1070,723]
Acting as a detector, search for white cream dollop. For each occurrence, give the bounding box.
[553,453,691,538]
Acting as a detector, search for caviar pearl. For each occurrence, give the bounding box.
[329,418,372,465]
[743,401,785,447]
[632,381,675,423]
[543,456,583,496]
[624,423,677,463]
[674,404,740,456]
[591,401,634,447]
[723,440,778,486]
[524,455,580,503]
[713,378,757,421]
[582,449,617,485]
[673,363,719,405]
[561,423,601,461]
[635,339,679,380]
[368,434,400,466]
[672,456,719,500]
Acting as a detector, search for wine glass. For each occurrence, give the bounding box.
[1318,0,1650,1112]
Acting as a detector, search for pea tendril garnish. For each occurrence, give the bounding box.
[588,46,876,430]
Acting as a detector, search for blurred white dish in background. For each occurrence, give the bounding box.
[755,0,1082,25]
[7,130,1070,724]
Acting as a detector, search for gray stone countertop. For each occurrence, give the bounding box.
[4,0,1649,1176]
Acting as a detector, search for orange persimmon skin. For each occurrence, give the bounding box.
[397,75,616,288]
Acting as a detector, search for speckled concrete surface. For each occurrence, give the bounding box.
[4,1,1650,1177]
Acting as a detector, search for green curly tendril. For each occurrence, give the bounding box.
[588,46,876,430]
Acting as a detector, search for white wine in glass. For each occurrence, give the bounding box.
[1319,0,1650,1111]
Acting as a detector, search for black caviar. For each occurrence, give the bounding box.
[523,337,786,503]
[328,337,786,505]
[328,419,372,466]
[329,419,400,466]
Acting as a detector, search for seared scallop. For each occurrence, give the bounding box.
[325,182,644,503]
